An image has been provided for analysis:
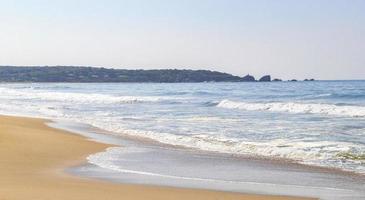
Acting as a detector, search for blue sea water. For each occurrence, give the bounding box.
[0,81,364,173]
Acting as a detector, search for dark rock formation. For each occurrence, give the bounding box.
[259,75,271,82]
[272,78,282,82]
[241,74,256,82]
[289,79,298,82]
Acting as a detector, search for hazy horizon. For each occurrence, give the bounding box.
[1,0,364,80]
[1,65,364,81]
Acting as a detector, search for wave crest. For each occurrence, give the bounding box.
[86,124,365,173]
[0,87,168,104]
[217,99,365,117]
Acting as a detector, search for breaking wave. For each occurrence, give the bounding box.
[217,99,365,117]
[86,124,365,174]
[0,87,170,104]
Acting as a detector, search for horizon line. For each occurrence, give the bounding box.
[1,65,364,81]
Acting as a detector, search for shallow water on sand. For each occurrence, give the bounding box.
[51,121,365,200]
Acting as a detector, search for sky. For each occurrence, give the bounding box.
[0,0,364,80]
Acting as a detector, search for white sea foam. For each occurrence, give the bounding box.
[217,99,365,117]
[83,119,365,173]
[87,147,360,199]
[0,87,168,104]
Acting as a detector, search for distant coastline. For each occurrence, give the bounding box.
[0,66,314,83]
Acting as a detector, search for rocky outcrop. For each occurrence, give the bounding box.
[272,78,282,82]
[241,74,255,82]
[259,75,271,82]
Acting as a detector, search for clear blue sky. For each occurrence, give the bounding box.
[1,0,364,80]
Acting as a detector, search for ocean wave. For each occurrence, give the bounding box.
[202,101,219,106]
[85,122,365,173]
[0,87,169,104]
[216,99,365,117]
[330,93,365,99]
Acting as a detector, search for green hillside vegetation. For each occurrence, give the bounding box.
[0,66,246,83]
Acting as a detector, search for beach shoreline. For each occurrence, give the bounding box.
[0,115,314,200]
[53,119,364,200]
[55,119,365,178]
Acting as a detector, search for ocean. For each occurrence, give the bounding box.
[0,81,364,175]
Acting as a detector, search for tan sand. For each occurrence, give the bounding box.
[0,115,316,200]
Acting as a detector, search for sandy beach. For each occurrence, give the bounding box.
[0,115,316,200]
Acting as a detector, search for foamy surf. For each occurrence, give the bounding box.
[91,126,365,174]
[86,147,355,192]
[217,99,365,117]
[0,87,171,104]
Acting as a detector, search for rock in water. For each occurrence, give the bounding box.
[242,74,256,82]
[259,75,271,82]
